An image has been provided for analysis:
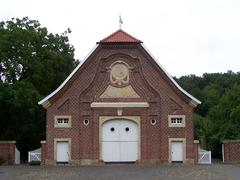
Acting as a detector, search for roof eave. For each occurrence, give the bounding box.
[97,41,143,44]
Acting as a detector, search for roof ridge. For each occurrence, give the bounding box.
[99,29,142,43]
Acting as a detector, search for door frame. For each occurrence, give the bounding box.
[99,116,141,161]
[168,138,186,163]
[54,138,71,163]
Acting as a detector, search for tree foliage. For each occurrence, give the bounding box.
[0,17,78,160]
[0,17,77,95]
[176,71,240,157]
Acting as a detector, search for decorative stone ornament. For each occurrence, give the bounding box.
[110,61,129,86]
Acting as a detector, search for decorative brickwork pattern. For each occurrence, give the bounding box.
[42,33,199,164]
[0,141,15,164]
[223,140,240,163]
[41,141,46,165]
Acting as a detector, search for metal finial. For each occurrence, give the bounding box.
[119,15,123,29]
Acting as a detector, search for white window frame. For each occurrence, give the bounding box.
[54,115,71,128]
[168,115,185,127]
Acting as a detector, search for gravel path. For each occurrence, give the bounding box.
[0,163,239,180]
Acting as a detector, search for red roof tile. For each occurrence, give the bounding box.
[99,29,142,43]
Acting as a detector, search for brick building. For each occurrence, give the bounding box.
[39,29,201,165]
[222,140,240,163]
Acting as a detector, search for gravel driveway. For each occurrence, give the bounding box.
[0,163,239,180]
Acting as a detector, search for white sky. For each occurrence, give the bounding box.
[1,0,240,77]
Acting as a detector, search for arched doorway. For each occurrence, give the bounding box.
[101,119,138,162]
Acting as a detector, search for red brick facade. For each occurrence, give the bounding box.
[223,140,240,163]
[0,141,16,164]
[39,30,200,165]
[41,141,46,165]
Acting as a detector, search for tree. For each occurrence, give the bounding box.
[0,17,77,95]
[207,85,240,156]
[0,17,78,160]
[176,71,240,157]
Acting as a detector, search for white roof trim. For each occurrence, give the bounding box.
[141,44,201,105]
[39,42,201,106]
[38,44,99,105]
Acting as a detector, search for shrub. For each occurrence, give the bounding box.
[29,160,41,166]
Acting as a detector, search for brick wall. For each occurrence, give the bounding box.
[0,141,16,164]
[193,140,199,163]
[44,44,198,164]
[223,140,240,163]
[41,141,46,165]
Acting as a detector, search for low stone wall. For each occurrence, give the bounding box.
[0,141,16,164]
[223,140,240,163]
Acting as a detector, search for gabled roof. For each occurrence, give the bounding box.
[99,29,142,43]
[38,29,201,108]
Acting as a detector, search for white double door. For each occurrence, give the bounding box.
[102,119,138,162]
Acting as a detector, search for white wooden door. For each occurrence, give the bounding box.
[57,142,69,162]
[171,141,183,162]
[102,119,138,162]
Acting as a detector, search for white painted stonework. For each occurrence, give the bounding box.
[101,119,138,162]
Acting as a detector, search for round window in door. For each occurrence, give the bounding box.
[101,119,138,162]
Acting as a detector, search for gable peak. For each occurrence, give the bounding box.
[99,29,142,44]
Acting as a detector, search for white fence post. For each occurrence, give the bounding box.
[28,152,30,163]
[14,147,20,164]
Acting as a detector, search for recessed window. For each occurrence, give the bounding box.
[168,115,185,127]
[150,119,156,125]
[55,116,71,128]
[83,119,89,126]
[125,127,129,132]
[171,118,182,124]
[110,127,115,132]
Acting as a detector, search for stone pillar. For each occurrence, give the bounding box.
[193,140,199,164]
[41,140,46,165]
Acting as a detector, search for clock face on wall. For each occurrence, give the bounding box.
[110,61,130,86]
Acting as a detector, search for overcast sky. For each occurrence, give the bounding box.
[1,0,240,77]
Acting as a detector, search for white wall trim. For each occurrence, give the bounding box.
[0,141,16,144]
[91,102,149,108]
[38,41,201,107]
[168,115,186,127]
[54,115,72,128]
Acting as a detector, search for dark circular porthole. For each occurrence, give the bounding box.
[110,127,115,132]
[125,127,129,132]
[150,119,156,125]
[83,119,89,126]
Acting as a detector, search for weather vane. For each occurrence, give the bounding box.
[119,15,123,29]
